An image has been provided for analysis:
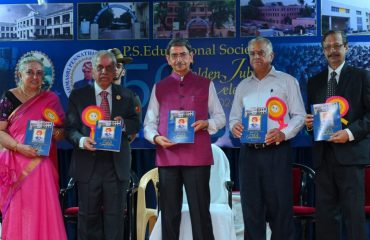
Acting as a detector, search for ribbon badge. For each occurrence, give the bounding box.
[81,106,104,139]
[326,96,349,125]
[266,97,288,130]
[43,108,62,126]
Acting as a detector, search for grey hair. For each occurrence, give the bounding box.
[16,56,44,87]
[91,50,117,70]
[247,36,274,54]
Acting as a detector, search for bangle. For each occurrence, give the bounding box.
[153,135,160,145]
[13,142,18,152]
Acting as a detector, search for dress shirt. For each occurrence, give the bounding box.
[328,61,354,141]
[79,82,113,148]
[144,79,226,144]
[229,66,306,140]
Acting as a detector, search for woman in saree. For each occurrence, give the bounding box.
[0,56,67,240]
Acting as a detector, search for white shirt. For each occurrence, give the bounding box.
[328,61,354,141]
[144,81,226,144]
[229,66,306,140]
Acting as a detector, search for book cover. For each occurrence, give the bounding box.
[167,110,195,143]
[240,107,268,144]
[94,120,123,152]
[311,102,342,141]
[24,120,54,156]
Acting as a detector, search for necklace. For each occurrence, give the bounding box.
[20,86,39,98]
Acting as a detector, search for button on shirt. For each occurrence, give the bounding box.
[229,66,306,140]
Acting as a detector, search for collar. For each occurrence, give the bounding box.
[328,61,345,77]
[170,70,192,81]
[250,66,277,82]
[94,81,112,96]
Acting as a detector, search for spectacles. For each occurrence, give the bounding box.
[170,52,190,60]
[248,50,267,58]
[25,70,44,77]
[323,44,344,51]
[96,65,115,73]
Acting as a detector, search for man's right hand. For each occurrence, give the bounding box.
[154,135,176,148]
[231,122,244,138]
[83,137,96,151]
[304,114,314,130]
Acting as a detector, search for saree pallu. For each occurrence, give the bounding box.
[0,91,67,240]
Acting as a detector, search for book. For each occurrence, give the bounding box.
[94,120,123,152]
[240,107,268,143]
[24,120,54,156]
[311,102,342,141]
[167,110,195,143]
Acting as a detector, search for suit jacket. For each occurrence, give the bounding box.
[307,63,370,168]
[65,83,141,182]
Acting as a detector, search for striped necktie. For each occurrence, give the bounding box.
[327,71,337,98]
[100,91,110,120]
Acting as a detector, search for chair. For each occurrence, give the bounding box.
[292,163,316,240]
[136,167,159,240]
[150,144,236,240]
[364,165,370,219]
[59,170,139,239]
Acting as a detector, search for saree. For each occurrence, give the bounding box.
[0,91,67,240]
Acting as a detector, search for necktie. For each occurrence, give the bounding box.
[327,71,337,98]
[100,91,110,120]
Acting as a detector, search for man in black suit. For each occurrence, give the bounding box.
[305,30,370,240]
[65,50,140,240]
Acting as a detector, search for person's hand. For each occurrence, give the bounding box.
[231,122,244,138]
[328,130,349,143]
[83,137,96,151]
[113,116,123,122]
[154,135,176,148]
[305,114,314,131]
[192,120,208,132]
[16,143,38,158]
[265,128,285,145]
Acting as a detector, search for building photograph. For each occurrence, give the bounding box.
[321,0,370,35]
[240,0,316,37]
[0,3,73,40]
[78,2,149,40]
[153,1,236,39]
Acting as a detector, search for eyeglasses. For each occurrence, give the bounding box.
[323,44,344,51]
[248,50,267,58]
[169,52,190,60]
[96,65,115,73]
[25,70,44,77]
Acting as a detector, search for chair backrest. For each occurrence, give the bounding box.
[136,168,159,240]
[183,144,231,204]
[364,166,370,206]
[292,163,315,206]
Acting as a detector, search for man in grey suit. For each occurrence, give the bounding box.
[65,50,140,240]
[305,30,370,240]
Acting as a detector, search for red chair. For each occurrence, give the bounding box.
[292,163,316,240]
[364,166,370,218]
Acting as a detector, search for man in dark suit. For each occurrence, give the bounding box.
[65,50,140,240]
[305,30,370,240]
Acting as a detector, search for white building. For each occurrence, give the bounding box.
[321,0,370,33]
[0,5,73,40]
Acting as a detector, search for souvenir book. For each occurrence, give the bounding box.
[311,102,341,141]
[240,107,268,144]
[167,110,195,143]
[24,120,54,156]
[94,120,123,152]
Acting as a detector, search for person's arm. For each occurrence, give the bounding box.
[120,89,141,136]
[280,77,306,140]
[143,85,175,148]
[204,81,226,134]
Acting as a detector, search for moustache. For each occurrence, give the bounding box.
[328,53,340,58]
